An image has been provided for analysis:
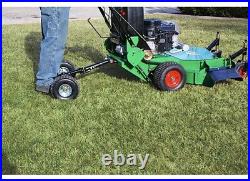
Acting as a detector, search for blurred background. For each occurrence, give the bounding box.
[3,7,247,25]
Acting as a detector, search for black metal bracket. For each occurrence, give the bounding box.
[207,32,220,51]
[229,40,247,60]
[229,47,247,61]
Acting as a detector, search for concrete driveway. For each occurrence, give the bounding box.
[2,7,180,25]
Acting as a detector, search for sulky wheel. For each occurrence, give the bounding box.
[58,60,76,77]
[51,74,79,100]
[153,62,186,91]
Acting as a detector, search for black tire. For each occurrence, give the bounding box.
[153,62,186,91]
[51,74,79,100]
[58,61,76,77]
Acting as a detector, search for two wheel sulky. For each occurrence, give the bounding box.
[50,61,79,100]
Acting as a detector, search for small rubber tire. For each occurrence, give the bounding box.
[235,62,247,79]
[58,61,76,77]
[153,62,186,91]
[51,74,79,100]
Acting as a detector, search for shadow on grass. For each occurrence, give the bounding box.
[24,32,139,82]
[24,32,41,84]
[65,45,139,81]
[2,152,18,175]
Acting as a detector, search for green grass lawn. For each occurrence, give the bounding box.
[2,14,248,175]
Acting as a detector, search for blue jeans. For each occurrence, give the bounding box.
[36,7,70,91]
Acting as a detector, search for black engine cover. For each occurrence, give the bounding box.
[144,19,178,52]
[111,7,144,36]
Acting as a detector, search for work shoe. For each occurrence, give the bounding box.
[35,84,51,94]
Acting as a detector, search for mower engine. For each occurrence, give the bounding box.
[144,19,185,54]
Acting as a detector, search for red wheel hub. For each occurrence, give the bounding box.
[238,66,247,78]
[164,69,182,88]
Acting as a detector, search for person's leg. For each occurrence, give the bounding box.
[36,7,70,93]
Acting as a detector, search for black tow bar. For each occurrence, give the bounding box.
[68,57,116,76]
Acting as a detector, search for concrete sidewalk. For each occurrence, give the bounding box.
[2,7,181,25]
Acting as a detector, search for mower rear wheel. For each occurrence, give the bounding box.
[58,61,76,77]
[153,62,186,91]
[51,74,79,100]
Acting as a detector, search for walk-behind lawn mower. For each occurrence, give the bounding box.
[50,7,248,100]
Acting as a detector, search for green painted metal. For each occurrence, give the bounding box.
[106,36,234,85]
[107,36,151,81]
